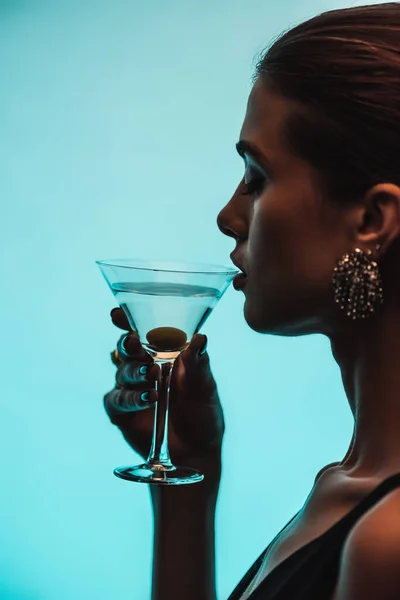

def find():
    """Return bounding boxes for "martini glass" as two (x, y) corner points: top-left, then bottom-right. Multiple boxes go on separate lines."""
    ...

(96, 258), (239, 485)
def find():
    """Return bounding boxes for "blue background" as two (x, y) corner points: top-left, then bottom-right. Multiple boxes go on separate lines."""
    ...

(0, 1), (376, 598)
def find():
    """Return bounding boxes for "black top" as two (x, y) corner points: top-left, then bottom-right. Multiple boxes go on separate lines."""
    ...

(227, 472), (400, 600)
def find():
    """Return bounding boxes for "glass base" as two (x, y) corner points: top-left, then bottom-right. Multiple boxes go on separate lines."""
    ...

(113, 463), (204, 485)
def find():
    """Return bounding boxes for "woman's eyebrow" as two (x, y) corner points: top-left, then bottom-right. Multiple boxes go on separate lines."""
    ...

(235, 140), (272, 171)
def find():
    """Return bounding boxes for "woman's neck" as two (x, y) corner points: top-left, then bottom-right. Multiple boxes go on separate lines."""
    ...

(329, 305), (400, 479)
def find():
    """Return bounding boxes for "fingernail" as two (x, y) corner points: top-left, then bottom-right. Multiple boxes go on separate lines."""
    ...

(198, 337), (208, 356)
(139, 366), (149, 375)
(141, 392), (150, 402)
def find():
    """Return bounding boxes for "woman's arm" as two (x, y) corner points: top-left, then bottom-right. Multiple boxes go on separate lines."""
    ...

(150, 483), (219, 600)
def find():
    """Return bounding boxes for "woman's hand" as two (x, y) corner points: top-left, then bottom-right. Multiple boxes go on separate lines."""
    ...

(104, 308), (225, 487)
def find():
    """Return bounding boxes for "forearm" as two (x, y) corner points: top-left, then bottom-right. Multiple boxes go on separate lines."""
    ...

(150, 484), (219, 600)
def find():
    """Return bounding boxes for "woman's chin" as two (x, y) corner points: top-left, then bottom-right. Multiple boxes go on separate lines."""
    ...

(243, 297), (316, 336)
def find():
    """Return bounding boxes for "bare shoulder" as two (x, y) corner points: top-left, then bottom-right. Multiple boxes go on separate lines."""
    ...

(314, 461), (341, 483)
(346, 485), (400, 544)
(332, 487), (400, 600)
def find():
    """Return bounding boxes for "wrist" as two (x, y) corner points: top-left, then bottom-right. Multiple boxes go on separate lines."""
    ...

(150, 473), (221, 515)
(150, 475), (220, 510)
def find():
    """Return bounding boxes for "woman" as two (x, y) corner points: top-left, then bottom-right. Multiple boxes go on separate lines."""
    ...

(104, 3), (400, 599)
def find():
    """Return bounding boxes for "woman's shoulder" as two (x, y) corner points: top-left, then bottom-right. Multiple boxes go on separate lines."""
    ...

(314, 461), (341, 483)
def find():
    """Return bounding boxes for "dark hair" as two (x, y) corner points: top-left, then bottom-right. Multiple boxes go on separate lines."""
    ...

(254, 3), (400, 206)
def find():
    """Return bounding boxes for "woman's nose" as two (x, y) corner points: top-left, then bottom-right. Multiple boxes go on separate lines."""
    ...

(217, 212), (234, 239)
(216, 208), (247, 241)
(217, 179), (250, 240)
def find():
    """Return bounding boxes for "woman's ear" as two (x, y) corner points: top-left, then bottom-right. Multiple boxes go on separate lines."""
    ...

(355, 183), (400, 255)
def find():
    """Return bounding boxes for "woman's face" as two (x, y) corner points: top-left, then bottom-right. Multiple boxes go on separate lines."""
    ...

(217, 79), (354, 336)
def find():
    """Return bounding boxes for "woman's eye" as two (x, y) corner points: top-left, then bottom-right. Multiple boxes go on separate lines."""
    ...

(241, 178), (265, 197)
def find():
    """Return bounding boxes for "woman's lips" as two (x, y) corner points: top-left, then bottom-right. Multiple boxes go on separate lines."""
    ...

(233, 273), (248, 290)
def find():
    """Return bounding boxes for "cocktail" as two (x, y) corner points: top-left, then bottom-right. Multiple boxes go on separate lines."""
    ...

(96, 258), (239, 485)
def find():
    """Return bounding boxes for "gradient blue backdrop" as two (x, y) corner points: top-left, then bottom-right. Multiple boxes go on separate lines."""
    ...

(1, 1), (378, 598)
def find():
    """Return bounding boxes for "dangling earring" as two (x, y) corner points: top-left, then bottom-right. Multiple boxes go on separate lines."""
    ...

(332, 244), (384, 320)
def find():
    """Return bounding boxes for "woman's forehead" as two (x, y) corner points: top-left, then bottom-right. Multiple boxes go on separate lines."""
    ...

(240, 80), (291, 154)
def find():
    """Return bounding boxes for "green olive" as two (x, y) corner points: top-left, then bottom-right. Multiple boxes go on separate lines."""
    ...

(146, 327), (188, 351)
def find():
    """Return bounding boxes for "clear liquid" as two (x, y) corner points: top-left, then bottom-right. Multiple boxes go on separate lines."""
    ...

(112, 281), (221, 358)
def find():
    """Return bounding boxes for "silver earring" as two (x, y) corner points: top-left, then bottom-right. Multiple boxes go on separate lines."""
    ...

(332, 244), (383, 320)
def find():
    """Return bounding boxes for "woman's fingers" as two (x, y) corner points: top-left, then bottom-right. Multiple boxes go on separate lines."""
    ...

(108, 327), (210, 419)
(181, 333), (208, 366)
(116, 361), (159, 389)
(111, 307), (132, 331)
(107, 308), (161, 419)
(104, 387), (157, 421)
(116, 332), (152, 364)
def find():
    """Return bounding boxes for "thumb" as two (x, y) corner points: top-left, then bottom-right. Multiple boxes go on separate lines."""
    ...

(186, 333), (208, 361)
(171, 332), (219, 410)
(171, 333), (208, 386)
(178, 333), (210, 379)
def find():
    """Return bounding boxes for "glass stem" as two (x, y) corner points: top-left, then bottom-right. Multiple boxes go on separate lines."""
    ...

(146, 360), (175, 470)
